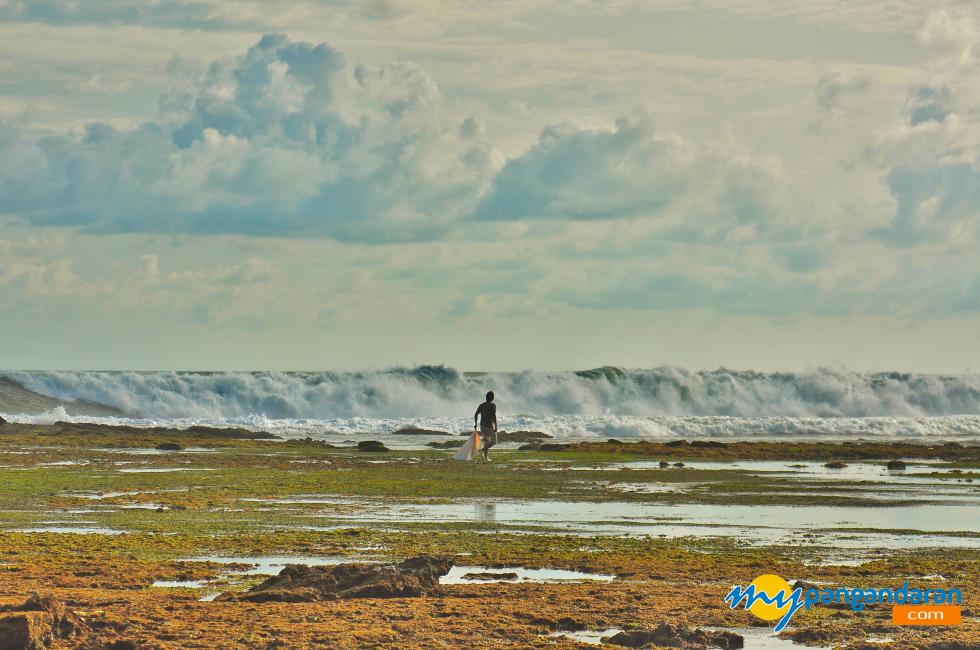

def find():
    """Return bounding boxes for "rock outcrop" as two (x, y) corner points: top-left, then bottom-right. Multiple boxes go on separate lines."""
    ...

(462, 572), (519, 581)
(601, 622), (744, 649)
(0, 594), (88, 650)
(886, 459), (907, 470)
(220, 556), (452, 603)
(392, 428), (449, 436)
(427, 440), (465, 449)
(517, 443), (570, 451)
(459, 430), (552, 443)
(356, 440), (389, 452)
(497, 431), (552, 443)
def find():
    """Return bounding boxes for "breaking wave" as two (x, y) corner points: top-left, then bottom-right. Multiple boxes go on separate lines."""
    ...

(1, 366), (979, 441)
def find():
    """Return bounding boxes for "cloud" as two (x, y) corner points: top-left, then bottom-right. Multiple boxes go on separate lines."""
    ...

(0, 33), (793, 244)
(0, 34), (500, 242)
(870, 7), (980, 247)
(813, 69), (872, 114)
(472, 111), (789, 241)
(0, 0), (269, 31)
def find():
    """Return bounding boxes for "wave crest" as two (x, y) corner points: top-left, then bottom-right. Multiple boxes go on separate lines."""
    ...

(0, 366), (978, 421)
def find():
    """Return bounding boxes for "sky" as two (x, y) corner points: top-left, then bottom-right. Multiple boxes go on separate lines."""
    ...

(1, 1), (979, 372)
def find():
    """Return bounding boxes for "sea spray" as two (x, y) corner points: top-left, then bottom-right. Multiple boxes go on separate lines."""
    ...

(3, 366), (979, 420)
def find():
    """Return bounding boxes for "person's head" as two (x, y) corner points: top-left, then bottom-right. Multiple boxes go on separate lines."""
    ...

(485, 391), (494, 402)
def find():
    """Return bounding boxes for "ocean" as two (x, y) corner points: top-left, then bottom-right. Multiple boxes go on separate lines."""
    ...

(2, 366), (979, 444)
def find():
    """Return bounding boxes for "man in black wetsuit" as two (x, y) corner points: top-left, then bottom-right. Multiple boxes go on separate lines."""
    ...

(474, 391), (497, 461)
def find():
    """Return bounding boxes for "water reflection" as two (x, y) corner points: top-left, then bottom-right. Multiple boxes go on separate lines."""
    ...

(475, 502), (497, 522)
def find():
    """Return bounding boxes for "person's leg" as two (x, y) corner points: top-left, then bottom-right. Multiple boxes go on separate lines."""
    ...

(481, 426), (496, 460)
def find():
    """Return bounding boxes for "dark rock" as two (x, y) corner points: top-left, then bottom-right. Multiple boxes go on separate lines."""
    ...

(155, 443), (183, 451)
(665, 440), (688, 447)
(602, 622), (744, 649)
(659, 461), (670, 468)
(672, 462), (685, 468)
(606, 439), (623, 445)
(690, 440), (725, 448)
(426, 440), (465, 449)
(222, 556), (452, 603)
(518, 442), (569, 451)
(786, 627), (837, 645)
(356, 440), (389, 452)
(791, 580), (818, 593)
(299, 437), (335, 448)
(824, 461), (848, 469)
(886, 459), (907, 470)
(0, 415), (6, 426)
(496, 430), (552, 443)
(462, 572), (519, 581)
(392, 428), (449, 436)
(0, 594), (88, 650)
(104, 641), (140, 650)
(554, 617), (586, 631)
(538, 443), (570, 451)
(181, 425), (279, 439)
(0, 613), (48, 650)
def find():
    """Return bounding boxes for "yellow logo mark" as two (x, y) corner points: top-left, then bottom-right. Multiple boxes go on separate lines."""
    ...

(746, 574), (794, 621)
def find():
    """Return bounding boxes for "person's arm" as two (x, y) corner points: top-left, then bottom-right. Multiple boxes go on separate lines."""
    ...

(474, 403), (481, 428)
(492, 405), (498, 431)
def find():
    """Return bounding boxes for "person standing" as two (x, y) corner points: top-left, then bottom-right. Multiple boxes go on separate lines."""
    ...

(474, 391), (497, 461)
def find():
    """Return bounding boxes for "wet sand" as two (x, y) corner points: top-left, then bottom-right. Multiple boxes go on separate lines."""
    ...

(0, 421), (977, 648)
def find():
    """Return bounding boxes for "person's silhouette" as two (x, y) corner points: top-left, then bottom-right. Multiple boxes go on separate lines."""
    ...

(474, 391), (498, 461)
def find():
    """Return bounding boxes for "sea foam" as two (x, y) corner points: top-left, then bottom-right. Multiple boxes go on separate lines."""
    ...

(1, 367), (979, 442)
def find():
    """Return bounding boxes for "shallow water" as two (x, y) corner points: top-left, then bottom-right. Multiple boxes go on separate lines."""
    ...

(98, 447), (217, 455)
(179, 555), (365, 575)
(294, 497), (980, 548)
(547, 628), (623, 644)
(118, 467), (216, 473)
(441, 565), (615, 584)
(152, 579), (209, 588)
(12, 526), (126, 535)
(70, 488), (191, 500)
(37, 460), (90, 467)
(561, 459), (968, 485)
(706, 627), (831, 650)
(545, 626), (829, 649)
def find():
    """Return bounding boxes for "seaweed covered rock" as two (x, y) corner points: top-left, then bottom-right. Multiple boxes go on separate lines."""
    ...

(495, 430), (552, 443)
(392, 428), (449, 436)
(427, 440), (465, 449)
(177, 425), (279, 439)
(0, 594), (88, 650)
(886, 459), (907, 470)
(222, 556), (453, 603)
(462, 572), (519, 581)
(356, 440), (389, 452)
(155, 442), (183, 451)
(518, 442), (570, 451)
(0, 613), (49, 650)
(602, 622), (743, 649)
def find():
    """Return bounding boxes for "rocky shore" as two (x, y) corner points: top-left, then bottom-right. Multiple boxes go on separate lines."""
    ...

(0, 422), (976, 648)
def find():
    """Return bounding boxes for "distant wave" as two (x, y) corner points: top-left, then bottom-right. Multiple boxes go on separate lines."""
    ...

(1, 366), (979, 420)
(6, 408), (980, 443)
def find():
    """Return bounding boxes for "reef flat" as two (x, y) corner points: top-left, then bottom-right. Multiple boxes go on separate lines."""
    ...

(0, 422), (976, 648)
